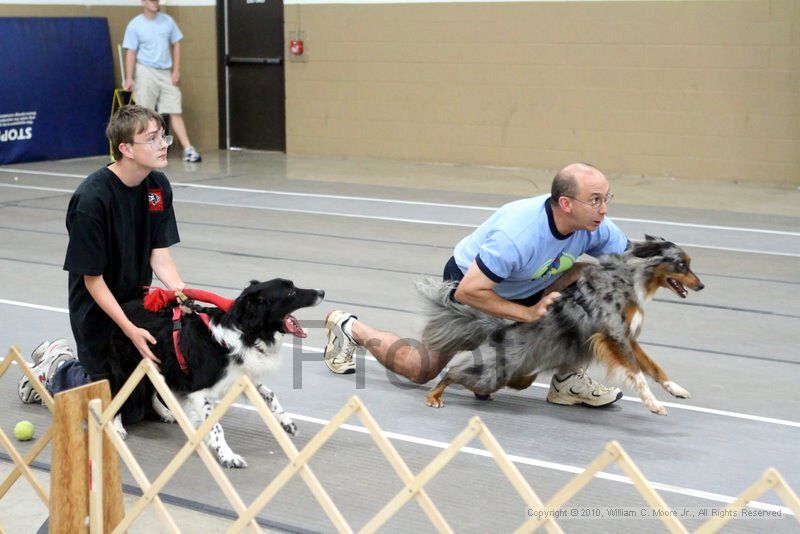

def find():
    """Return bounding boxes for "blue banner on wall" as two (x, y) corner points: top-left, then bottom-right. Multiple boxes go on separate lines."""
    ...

(0, 17), (114, 164)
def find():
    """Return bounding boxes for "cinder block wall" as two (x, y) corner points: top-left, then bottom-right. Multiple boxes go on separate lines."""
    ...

(0, 4), (218, 154)
(284, 0), (800, 184)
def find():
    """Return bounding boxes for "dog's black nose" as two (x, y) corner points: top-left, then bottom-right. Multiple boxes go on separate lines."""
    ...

(318, 289), (325, 299)
(696, 281), (705, 291)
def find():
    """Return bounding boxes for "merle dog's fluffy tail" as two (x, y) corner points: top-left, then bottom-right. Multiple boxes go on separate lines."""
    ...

(415, 278), (508, 356)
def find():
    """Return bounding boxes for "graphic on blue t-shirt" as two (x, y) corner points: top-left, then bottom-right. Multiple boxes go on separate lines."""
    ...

(532, 251), (576, 280)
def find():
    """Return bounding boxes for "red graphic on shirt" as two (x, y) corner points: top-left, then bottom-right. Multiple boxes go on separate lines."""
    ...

(148, 189), (163, 212)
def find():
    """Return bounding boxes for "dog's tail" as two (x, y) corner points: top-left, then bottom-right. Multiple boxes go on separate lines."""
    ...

(415, 278), (508, 356)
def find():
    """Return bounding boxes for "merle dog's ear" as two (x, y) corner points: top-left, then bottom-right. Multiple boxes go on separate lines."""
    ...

(631, 239), (667, 259)
(644, 234), (665, 242)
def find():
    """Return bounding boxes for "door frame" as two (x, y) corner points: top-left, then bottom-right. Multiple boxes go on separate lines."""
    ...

(216, 0), (286, 151)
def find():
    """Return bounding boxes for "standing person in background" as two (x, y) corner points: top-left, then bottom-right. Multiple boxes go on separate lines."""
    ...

(122, 0), (202, 163)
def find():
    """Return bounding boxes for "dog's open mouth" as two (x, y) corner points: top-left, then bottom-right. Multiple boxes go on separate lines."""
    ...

(666, 277), (688, 298)
(283, 315), (307, 338)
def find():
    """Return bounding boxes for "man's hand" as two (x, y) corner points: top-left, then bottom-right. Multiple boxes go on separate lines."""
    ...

(124, 325), (161, 369)
(123, 77), (134, 91)
(171, 70), (180, 86)
(525, 291), (561, 322)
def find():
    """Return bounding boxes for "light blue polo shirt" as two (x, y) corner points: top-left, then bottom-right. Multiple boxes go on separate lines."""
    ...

(122, 13), (183, 70)
(453, 194), (628, 300)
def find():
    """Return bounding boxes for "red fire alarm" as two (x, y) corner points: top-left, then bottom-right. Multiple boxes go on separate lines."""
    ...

(290, 39), (304, 55)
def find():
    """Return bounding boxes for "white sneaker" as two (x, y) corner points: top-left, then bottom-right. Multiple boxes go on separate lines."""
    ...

(182, 146), (202, 162)
(30, 340), (50, 366)
(323, 311), (358, 374)
(546, 369), (622, 407)
(17, 339), (76, 404)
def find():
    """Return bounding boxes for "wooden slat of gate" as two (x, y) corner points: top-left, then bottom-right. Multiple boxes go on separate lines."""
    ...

(49, 380), (123, 533)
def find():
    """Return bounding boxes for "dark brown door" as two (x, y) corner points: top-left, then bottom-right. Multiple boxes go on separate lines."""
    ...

(218, 0), (285, 151)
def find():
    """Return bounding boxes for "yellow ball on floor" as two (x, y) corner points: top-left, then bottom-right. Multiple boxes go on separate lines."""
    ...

(14, 420), (35, 441)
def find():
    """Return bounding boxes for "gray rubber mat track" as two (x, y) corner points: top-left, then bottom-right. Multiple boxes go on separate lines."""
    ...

(1, 152), (798, 532)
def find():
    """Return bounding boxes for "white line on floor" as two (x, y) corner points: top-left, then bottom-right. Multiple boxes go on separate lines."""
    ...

(2, 171), (798, 237)
(0, 168), (84, 179)
(0, 297), (798, 429)
(2, 184), (798, 256)
(230, 401), (793, 516)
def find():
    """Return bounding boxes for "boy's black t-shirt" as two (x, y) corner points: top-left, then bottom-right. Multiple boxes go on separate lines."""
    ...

(63, 166), (180, 379)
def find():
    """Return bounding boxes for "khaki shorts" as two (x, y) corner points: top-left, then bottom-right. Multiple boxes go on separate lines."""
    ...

(133, 63), (182, 114)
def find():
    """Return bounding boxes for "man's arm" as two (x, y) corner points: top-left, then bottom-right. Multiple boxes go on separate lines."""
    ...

(171, 41), (181, 85)
(83, 275), (161, 366)
(123, 48), (136, 91)
(150, 247), (184, 292)
(454, 260), (559, 323)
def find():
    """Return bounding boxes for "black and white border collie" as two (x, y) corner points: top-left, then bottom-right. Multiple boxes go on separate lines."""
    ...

(109, 279), (324, 468)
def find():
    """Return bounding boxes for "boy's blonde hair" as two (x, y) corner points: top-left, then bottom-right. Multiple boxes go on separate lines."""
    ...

(107, 105), (166, 161)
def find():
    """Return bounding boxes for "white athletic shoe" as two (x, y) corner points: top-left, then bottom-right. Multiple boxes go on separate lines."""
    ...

(546, 369), (622, 407)
(182, 146), (202, 163)
(17, 339), (76, 404)
(323, 310), (358, 375)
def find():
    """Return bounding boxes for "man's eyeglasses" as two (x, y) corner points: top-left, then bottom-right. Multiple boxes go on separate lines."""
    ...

(131, 135), (173, 150)
(569, 192), (614, 209)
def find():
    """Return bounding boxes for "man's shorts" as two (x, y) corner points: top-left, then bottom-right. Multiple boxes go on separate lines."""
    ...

(443, 256), (545, 307)
(133, 63), (182, 114)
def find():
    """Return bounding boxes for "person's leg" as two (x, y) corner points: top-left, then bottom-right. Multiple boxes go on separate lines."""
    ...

(325, 257), (480, 382)
(169, 113), (192, 150)
(18, 339), (80, 403)
(157, 79), (201, 162)
(534, 263), (623, 407)
(351, 319), (450, 384)
(323, 311), (450, 384)
(132, 64), (160, 112)
(47, 359), (90, 395)
(169, 114), (202, 161)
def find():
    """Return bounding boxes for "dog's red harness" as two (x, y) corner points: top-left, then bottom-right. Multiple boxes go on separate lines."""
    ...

(143, 287), (235, 374)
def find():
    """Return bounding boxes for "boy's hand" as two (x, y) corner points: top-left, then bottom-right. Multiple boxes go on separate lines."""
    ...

(125, 326), (162, 370)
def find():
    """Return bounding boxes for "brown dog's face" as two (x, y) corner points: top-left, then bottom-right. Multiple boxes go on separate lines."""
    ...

(632, 236), (704, 298)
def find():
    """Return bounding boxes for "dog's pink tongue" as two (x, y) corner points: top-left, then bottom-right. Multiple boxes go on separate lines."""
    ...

(284, 315), (307, 338)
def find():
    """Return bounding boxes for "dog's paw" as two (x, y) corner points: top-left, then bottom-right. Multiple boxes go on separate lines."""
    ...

(426, 397), (444, 408)
(473, 392), (494, 401)
(663, 381), (690, 399)
(218, 451), (248, 469)
(282, 421), (298, 437)
(648, 402), (668, 416)
(157, 407), (176, 423)
(112, 416), (128, 440)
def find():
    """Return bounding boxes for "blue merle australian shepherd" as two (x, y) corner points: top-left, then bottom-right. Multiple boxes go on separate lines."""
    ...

(420, 236), (704, 415)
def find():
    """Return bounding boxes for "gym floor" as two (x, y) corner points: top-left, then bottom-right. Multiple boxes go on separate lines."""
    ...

(1, 151), (798, 532)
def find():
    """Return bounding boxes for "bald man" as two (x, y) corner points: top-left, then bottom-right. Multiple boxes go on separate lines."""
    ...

(324, 163), (628, 407)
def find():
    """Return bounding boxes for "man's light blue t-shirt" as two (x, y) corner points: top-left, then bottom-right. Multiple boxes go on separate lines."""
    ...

(453, 194), (628, 301)
(123, 13), (183, 70)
